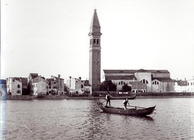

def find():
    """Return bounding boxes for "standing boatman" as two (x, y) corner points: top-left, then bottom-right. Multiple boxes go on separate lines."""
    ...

(105, 92), (111, 107)
(123, 98), (129, 110)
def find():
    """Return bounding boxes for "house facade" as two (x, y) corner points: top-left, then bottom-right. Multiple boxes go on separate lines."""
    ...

(47, 75), (65, 95)
(66, 77), (83, 94)
(31, 76), (47, 96)
(66, 77), (91, 94)
(6, 77), (23, 95)
(0, 80), (7, 96)
(187, 78), (194, 92)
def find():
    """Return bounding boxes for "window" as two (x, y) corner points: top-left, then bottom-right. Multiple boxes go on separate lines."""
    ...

(17, 84), (20, 88)
(97, 39), (99, 44)
(93, 39), (96, 44)
(141, 79), (148, 84)
(152, 81), (159, 85)
(17, 90), (20, 94)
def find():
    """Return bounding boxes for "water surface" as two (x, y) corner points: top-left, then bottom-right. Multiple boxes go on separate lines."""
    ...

(0, 97), (194, 140)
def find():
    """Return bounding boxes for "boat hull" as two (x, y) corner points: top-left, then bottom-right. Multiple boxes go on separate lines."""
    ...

(98, 102), (155, 116)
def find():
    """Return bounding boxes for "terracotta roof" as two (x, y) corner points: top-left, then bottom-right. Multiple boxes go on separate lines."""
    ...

(104, 69), (169, 74)
(104, 69), (137, 74)
(105, 75), (136, 80)
(152, 77), (173, 82)
(29, 73), (38, 79)
(137, 69), (169, 73)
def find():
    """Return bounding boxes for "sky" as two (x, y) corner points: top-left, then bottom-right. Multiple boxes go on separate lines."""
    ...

(1, 0), (194, 81)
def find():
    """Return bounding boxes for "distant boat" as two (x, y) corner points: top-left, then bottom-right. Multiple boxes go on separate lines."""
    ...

(97, 102), (155, 116)
(111, 94), (137, 100)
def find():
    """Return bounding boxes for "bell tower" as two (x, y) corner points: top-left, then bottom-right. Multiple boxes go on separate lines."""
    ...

(89, 9), (102, 92)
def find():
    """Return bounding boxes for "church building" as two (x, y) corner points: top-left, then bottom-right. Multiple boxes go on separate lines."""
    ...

(104, 69), (175, 93)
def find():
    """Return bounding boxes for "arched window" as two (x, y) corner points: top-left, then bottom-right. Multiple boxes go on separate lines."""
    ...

(152, 81), (159, 85)
(141, 79), (148, 84)
(96, 39), (99, 44)
(93, 39), (96, 44)
(17, 84), (20, 88)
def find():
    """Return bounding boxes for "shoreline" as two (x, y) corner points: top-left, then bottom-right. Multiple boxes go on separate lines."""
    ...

(1, 93), (194, 100)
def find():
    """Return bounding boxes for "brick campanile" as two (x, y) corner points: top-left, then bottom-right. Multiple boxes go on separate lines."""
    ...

(89, 9), (102, 92)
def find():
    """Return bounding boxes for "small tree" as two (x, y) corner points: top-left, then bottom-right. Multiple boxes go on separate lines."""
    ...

(122, 84), (132, 92)
(100, 80), (116, 91)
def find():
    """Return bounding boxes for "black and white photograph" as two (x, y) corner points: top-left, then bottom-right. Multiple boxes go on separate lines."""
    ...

(0, 0), (194, 139)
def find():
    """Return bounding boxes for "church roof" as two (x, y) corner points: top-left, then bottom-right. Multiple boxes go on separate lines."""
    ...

(104, 69), (169, 74)
(137, 69), (169, 73)
(105, 75), (136, 80)
(104, 69), (136, 74)
(152, 77), (173, 82)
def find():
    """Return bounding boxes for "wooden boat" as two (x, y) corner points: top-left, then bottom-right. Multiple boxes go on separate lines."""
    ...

(97, 102), (155, 116)
(111, 94), (137, 100)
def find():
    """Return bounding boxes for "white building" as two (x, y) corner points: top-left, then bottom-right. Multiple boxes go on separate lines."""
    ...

(66, 77), (91, 94)
(6, 77), (22, 95)
(187, 78), (194, 92)
(31, 76), (47, 96)
(66, 77), (83, 94)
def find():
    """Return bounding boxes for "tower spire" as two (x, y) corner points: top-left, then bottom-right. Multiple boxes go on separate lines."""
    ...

(90, 9), (101, 33)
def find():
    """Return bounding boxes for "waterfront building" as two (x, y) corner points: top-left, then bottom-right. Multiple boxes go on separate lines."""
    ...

(104, 69), (175, 93)
(187, 78), (194, 92)
(46, 74), (65, 95)
(130, 81), (147, 93)
(81, 80), (91, 94)
(66, 77), (91, 94)
(174, 80), (188, 92)
(0, 80), (7, 97)
(31, 76), (47, 96)
(175, 78), (194, 92)
(6, 77), (22, 95)
(66, 77), (83, 94)
(20, 78), (28, 95)
(89, 9), (102, 92)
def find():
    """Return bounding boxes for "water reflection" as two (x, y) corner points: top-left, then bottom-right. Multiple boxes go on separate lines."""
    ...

(134, 116), (154, 121)
(81, 100), (106, 139)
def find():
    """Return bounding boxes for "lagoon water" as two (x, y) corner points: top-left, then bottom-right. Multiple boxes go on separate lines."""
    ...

(0, 97), (194, 140)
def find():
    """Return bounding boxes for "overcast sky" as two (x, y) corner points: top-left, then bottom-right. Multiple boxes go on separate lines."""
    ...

(1, 0), (194, 80)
